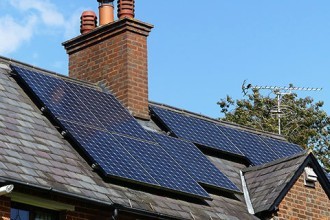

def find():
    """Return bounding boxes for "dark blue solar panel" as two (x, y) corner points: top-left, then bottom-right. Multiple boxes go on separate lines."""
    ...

(114, 135), (210, 199)
(60, 120), (158, 185)
(151, 132), (240, 192)
(150, 105), (243, 156)
(12, 66), (104, 128)
(13, 65), (154, 142)
(216, 125), (280, 165)
(260, 136), (303, 158)
(65, 81), (154, 142)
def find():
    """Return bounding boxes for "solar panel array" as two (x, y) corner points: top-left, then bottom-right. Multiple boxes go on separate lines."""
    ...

(150, 105), (244, 156)
(150, 105), (304, 165)
(151, 132), (240, 192)
(12, 65), (211, 199)
(12, 64), (304, 199)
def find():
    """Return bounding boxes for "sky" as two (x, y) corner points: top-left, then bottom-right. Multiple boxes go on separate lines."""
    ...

(1, 0), (330, 118)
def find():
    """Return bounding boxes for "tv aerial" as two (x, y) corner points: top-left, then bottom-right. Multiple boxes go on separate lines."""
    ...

(242, 80), (322, 135)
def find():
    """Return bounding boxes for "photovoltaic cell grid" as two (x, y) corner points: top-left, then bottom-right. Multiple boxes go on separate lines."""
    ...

(150, 105), (243, 156)
(151, 132), (240, 192)
(151, 105), (303, 166)
(12, 65), (153, 141)
(65, 80), (154, 142)
(260, 136), (303, 158)
(12, 66), (104, 128)
(216, 125), (281, 165)
(12, 65), (210, 199)
(60, 120), (158, 185)
(113, 135), (210, 198)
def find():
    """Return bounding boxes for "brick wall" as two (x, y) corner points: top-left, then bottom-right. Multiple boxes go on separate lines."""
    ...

(0, 196), (10, 220)
(63, 19), (153, 120)
(276, 174), (330, 220)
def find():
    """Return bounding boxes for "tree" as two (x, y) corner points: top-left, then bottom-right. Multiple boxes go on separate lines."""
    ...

(217, 87), (330, 171)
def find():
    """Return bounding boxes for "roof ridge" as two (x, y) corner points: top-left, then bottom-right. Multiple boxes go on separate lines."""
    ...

(149, 101), (286, 140)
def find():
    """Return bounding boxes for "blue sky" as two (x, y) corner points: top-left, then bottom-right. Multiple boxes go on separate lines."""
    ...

(1, 0), (330, 118)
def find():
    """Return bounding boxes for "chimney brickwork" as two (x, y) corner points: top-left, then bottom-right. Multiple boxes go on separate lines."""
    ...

(63, 19), (153, 120)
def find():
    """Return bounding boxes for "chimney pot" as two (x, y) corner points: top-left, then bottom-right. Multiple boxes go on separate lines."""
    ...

(80, 11), (97, 34)
(97, 0), (115, 25)
(118, 0), (135, 19)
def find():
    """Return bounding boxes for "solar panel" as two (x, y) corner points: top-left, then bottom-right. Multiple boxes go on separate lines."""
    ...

(12, 66), (104, 128)
(216, 125), (280, 165)
(150, 105), (243, 156)
(12, 65), (210, 199)
(151, 132), (240, 192)
(260, 136), (303, 158)
(65, 80), (154, 142)
(60, 120), (159, 185)
(13, 65), (154, 142)
(114, 135), (210, 199)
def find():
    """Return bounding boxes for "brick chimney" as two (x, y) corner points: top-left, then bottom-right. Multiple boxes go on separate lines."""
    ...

(62, 0), (153, 120)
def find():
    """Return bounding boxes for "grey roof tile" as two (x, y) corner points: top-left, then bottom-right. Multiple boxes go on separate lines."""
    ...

(242, 152), (308, 214)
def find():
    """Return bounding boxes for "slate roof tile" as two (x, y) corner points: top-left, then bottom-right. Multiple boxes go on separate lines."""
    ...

(5, 170), (22, 179)
(20, 174), (39, 183)
(242, 152), (308, 214)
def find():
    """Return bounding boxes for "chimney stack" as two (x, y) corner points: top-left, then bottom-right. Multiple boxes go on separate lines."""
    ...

(63, 0), (153, 120)
(98, 0), (114, 25)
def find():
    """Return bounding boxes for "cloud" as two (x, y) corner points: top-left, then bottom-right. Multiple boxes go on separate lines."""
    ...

(63, 9), (82, 39)
(0, 0), (82, 54)
(0, 15), (37, 54)
(9, 0), (65, 26)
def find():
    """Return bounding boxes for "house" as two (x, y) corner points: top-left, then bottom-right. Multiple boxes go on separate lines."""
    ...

(0, 0), (329, 219)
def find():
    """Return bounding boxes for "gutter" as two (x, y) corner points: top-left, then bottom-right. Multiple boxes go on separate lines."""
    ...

(0, 177), (186, 220)
(240, 170), (255, 214)
(0, 176), (113, 207)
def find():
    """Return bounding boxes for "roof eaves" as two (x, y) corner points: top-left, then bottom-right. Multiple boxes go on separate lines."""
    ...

(0, 175), (114, 207)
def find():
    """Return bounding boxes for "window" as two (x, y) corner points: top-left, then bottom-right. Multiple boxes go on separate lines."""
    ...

(10, 203), (58, 220)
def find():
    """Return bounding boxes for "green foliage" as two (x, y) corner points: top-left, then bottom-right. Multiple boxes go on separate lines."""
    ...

(217, 88), (330, 171)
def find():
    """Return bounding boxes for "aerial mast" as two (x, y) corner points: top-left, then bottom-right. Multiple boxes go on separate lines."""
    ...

(242, 82), (322, 135)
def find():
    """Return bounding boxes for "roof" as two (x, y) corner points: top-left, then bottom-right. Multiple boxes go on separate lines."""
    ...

(0, 56), (257, 219)
(0, 55), (328, 219)
(242, 151), (330, 215)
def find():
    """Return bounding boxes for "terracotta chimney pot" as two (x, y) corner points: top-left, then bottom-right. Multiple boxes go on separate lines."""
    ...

(97, 0), (115, 25)
(80, 11), (97, 34)
(117, 0), (135, 19)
